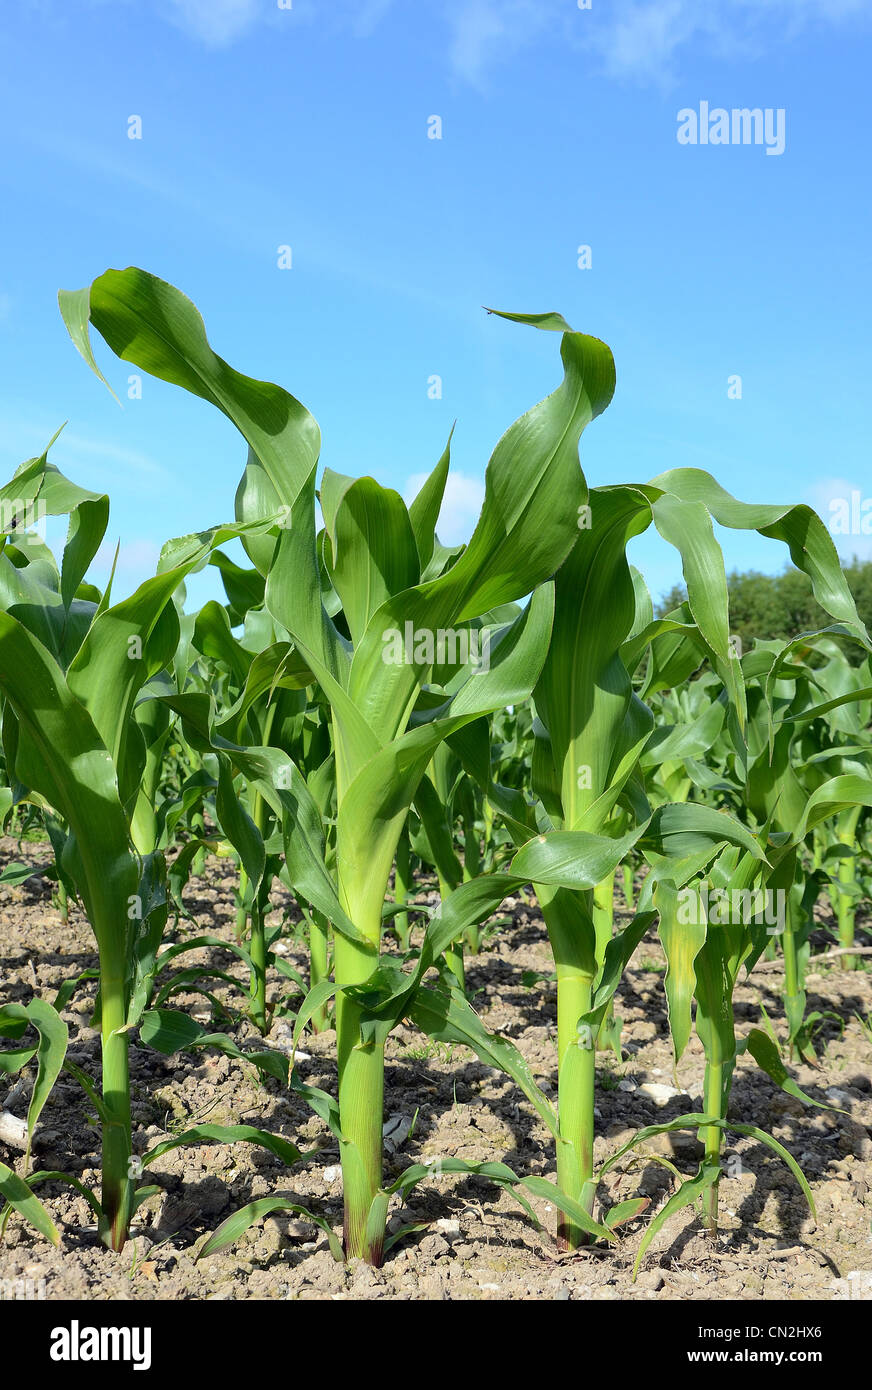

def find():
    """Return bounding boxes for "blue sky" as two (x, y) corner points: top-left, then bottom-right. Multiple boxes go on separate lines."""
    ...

(1, 0), (870, 608)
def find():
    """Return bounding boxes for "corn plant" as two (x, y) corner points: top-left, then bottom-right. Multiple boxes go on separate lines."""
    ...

(58, 274), (634, 1262)
(0, 265), (860, 1277)
(0, 435), (277, 1249)
(0, 997), (68, 1245)
(465, 472), (869, 1253)
(730, 638), (872, 1052)
(463, 481), (762, 1246)
(635, 583), (870, 1248)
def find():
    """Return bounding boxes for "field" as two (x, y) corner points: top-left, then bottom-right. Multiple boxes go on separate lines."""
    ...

(2, 838), (870, 1302)
(2, 269), (872, 1306)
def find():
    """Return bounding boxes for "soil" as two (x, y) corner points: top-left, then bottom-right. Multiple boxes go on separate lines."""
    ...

(1, 834), (871, 1302)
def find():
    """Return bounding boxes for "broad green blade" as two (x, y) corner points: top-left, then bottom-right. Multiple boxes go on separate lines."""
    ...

(198, 1197), (342, 1261)
(641, 803), (767, 864)
(142, 1124), (307, 1169)
(408, 432), (452, 571)
(139, 1009), (289, 1085)
(0, 614), (137, 959)
(0, 1162), (60, 1245)
(215, 760), (265, 895)
(652, 879), (706, 1066)
(510, 822), (646, 890)
(59, 268), (321, 535)
(650, 492), (744, 731)
(745, 1029), (840, 1112)
(535, 486), (654, 830)
(335, 588), (555, 934)
(22, 1000), (68, 1147)
(787, 774), (872, 844)
(409, 985), (560, 1141)
(345, 321), (615, 744)
(645, 468), (870, 650)
(632, 1159), (720, 1277)
(61, 494), (110, 611)
(322, 472), (420, 646)
(726, 1119), (816, 1221)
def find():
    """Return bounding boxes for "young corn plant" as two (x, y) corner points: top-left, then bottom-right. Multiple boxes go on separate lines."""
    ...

(0, 997), (68, 1245)
(469, 474), (870, 1252)
(0, 437), (275, 1249)
(739, 639), (872, 1051)
(633, 619), (870, 1254)
(644, 839), (840, 1259)
(172, 593), (321, 1032)
(468, 481), (763, 1248)
(59, 273), (622, 1263)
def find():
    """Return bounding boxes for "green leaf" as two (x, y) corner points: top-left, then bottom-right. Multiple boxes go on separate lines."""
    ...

(0, 862), (43, 886)
(61, 1058), (113, 1124)
(579, 911), (658, 1031)
(510, 822), (646, 891)
(726, 1119), (816, 1222)
(142, 1124), (309, 1169)
(322, 472), (420, 647)
(22, 1168), (104, 1224)
(21, 999), (68, 1150)
(193, 600), (251, 687)
(645, 468), (870, 650)
(604, 1196), (650, 1230)
(484, 308), (576, 334)
(388, 1156), (613, 1243)
(215, 760), (265, 895)
(60, 268), (321, 538)
(533, 486), (655, 831)
(0, 1161), (60, 1245)
(335, 589), (555, 931)
(641, 803), (767, 865)
(745, 1029), (839, 1113)
(0, 614), (138, 966)
(652, 879), (706, 1066)
(289, 978), (339, 1061)
(409, 985), (560, 1141)
(786, 775), (872, 845)
(139, 1009), (289, 1085)
(197, 1198), (342, 1261)
(278, 760), (369, 947)
(408, 432), (452, 571)
(345, 319), (615, 746)
(633, 1159), (720, 1277)
(650, 492), (743, 730)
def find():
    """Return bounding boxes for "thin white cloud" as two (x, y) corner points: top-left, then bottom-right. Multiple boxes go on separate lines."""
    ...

(404, 469), (485, 546)
(445, 0), (558, 86)
(22, 0), (872, 75)
(443, 0), (872, 85)
(162, 0), (399, 47)
(598, 1), (708, 81)
(58, 431), (172, 481)
(163, 0), (260, 47)
(0, 415), (170, 490)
